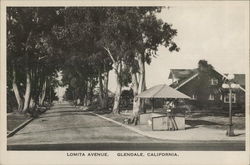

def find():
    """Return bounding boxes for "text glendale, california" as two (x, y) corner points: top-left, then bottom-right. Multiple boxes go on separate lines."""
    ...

(117, 152), (178, 156)
(66, 152), (178, 157)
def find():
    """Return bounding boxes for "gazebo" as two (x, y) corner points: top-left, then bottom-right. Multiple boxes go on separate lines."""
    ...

(136, 84), (191, 131)
(137, 84), (190, 112)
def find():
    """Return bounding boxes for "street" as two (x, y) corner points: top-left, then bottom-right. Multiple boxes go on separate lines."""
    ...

(7, 103), (245, 151)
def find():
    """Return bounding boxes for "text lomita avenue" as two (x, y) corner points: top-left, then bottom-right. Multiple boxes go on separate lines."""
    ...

(67, 152), (108, 156)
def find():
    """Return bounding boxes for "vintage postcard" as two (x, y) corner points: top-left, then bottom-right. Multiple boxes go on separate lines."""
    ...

(0, 0), (249, 165)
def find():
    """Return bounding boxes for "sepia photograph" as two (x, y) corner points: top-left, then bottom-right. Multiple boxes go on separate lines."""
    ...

(0, 1), (249, 165)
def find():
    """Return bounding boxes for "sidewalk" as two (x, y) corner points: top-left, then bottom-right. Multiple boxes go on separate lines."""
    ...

(93, 112), (245, 142)
(130, 124), (245, 141)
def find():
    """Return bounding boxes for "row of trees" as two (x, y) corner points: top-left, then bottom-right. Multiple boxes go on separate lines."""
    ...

(7, 7), (179, 120)
(7, 7), (64, 113)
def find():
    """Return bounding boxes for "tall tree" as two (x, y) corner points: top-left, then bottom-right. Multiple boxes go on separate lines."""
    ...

(7, 7), (64, 113)
(131, 8), (179, 122)
(36, 7), (179, 117)
(99, 7), (180, 120)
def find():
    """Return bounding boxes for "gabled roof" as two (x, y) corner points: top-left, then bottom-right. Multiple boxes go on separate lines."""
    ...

(169, 69), (198, 89)
(168, 69), (198, 79)
(175, 73), (199, 90)
(136, 84), (190, 99)
(169, 68), (245, 92)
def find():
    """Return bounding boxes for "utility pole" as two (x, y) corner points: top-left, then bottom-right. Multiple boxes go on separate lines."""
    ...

(227, 85), (234, 136)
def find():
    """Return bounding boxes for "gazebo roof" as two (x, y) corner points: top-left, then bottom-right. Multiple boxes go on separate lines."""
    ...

(136, 84), (191, 99)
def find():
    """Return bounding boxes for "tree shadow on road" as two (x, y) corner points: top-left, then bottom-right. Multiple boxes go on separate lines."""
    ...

(233, 133), (245, 136)
(185, 126), (199, 130)
(186, 119), (223, 127)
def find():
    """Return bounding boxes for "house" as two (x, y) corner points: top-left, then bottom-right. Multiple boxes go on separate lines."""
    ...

(168, 68), (245, 112)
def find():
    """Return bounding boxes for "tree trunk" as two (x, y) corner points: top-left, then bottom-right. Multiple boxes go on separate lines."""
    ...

(103, 47), (121, 113)
(33, 65), (41, 105)
(22, 70), (31, 113)
(98, 70), (109, 109)
(132, 72), (139, 113)
(132, 53), (146, 124)
(103, 70), (109, 108)
(83, 96), (87, 106)
(98, 70), (105, 108)
(89, 80), (94, 105)
(39, 79), (47, 106)
(12, 68), (23, 112)
(29, 97), (35, 109)
(141, 80), (147, 113)
(84, 81), (91, 106)
(112, 63), (122, 114)
(22, 30), (33, 113)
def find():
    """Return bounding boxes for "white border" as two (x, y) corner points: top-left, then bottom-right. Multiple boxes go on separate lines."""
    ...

(0, 1), (249, 165)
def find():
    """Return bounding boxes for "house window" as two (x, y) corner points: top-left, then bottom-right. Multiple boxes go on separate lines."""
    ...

(210, 78), (218, 85)
(208, 94), (214, 100)
(224, 93), (236, 103)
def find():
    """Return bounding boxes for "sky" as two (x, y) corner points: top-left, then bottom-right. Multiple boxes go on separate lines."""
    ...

(55, 3), (249, 95)
(108, 3), (249, 92)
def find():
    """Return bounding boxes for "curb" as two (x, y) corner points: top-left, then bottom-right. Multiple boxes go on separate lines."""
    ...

(90, 112), (154, 139)
(7, 106), (52, 138)
(7, 118), (34, 138)
(90, 112), (245, 143)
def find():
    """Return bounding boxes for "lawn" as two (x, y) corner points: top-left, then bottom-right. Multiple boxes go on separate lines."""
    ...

(7, 113), (31, 133)
(186, 115), (245, 130)
(96, 109), (245, 130)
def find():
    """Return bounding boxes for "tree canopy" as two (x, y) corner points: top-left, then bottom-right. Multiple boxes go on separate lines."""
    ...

(7, 7), (179, 117)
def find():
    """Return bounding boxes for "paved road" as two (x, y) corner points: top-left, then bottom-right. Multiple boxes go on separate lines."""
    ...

(8, 103), (156, 144)
(7, 103), (245, 151)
